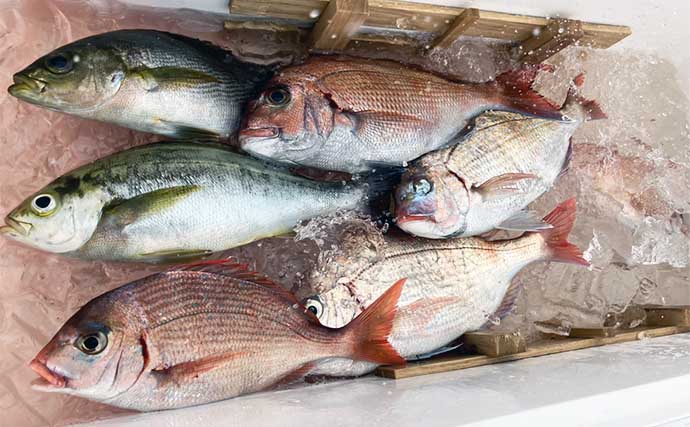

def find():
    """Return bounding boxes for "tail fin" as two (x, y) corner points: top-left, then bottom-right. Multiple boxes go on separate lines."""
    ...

(536, 199), (590, 266)
(344, 278), (407, 366)
(494, 64), (563, 120)
(564, 73), (607, 121)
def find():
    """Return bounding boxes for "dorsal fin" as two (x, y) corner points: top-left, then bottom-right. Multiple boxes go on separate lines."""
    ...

(173, 259), (320, 322)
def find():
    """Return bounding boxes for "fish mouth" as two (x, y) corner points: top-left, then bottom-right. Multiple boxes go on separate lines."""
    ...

(239, 127), (280, 140)
(396, 214), (434, 225)
(8, 74), (47, 98)
(1, 216), (32, 237)
(30, 358), (66, 390)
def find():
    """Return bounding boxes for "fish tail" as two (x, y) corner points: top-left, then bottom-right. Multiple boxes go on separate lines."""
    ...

(342, 278), (407, 366)
(564, 73), (607, 121)
(535, 198), (590, 266)
(494, 64), (563, 120)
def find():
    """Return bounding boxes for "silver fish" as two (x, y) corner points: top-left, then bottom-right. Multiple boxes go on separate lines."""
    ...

(305, 200), (589, 376)
(1, 142), (388, 262)
(395, 74), (606, 239)
(8, 30), (273, 140)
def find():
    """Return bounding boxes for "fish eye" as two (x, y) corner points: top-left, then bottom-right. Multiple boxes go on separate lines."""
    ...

(45, 54), (73, 74)
(304, 298), (323, 318)
(31, 194), (57, 216)
(265, 87), (291, 106)
(76, 331), (108, 355)
(413, 178), (432, 195)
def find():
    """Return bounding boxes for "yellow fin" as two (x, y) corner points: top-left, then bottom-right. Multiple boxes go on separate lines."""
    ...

(130, 66), (219, 91)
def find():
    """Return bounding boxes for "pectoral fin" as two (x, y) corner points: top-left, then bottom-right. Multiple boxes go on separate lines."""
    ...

(411, 342), (463, 361)
(153, 351), (249, 385)
(103, 185), (202, 228)
(153, 119), (221, 142)
(131, 66), (219, 91)
(137, 249), (213, 263)
(475, 173), (539, 201)
(497, 210), (553, 232)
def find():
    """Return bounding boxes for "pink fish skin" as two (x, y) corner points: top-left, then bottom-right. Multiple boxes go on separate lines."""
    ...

(239, 56), (563, 174)
(29, 261), (406, 411)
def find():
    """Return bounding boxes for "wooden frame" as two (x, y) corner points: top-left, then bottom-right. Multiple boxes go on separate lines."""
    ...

(227, 0), (631, 62)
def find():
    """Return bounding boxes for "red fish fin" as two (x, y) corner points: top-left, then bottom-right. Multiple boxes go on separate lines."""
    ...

(565, 73), (607, 121)
(535, 199), (590, 266)
(495, 65), (562, 119)
(153, 351), (250, 384)
(350, 111), (433, 143)
(475, 172), (539, 201)
(345, 278), (406, 366)
(270, 361), (317, 389)
(175, 259), (306, 309)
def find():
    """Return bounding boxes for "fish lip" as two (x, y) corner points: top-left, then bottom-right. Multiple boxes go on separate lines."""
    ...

(30, 358), (66, 389)
(2, 216), (32, 236)
(396, 214), (434, 225)
(239, 127), (280, 139)
(8, 74), (46, 97)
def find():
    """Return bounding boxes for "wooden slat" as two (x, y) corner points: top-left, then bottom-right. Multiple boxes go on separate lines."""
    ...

(519, 18), (584, 63)
(223, 20), (302, 33)
(462, 331), (526, 357)
(644, 306), (690, 327)
(376, 326), (690, 380)
(569, 327), (617, 338)
(309, 0), (370, 50)
(429, 8), (480, 50)
(229, 0), (631, 50)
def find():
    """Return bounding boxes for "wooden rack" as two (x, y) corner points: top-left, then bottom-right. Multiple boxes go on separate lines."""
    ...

(227, 0), (631, 63)
(377, 306), (690, 380)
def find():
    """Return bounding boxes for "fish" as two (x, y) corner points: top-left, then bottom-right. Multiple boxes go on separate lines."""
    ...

(395, 74), (606, 239)
(8, 30), (274, 140)
(1, 142), (393, 263)
(239, 56), (563, 174)
(29, 260), (406, 411)
(303, 199), (589, 377)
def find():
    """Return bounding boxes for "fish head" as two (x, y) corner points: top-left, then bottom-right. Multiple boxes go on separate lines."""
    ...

(8, 40), (126, 114)
(1, 175), (106, 253)
(303, 284), (361, 329)
(394, 165), (469, 238)
(30, 292), (145, 400)
(240, 74), (334, 166)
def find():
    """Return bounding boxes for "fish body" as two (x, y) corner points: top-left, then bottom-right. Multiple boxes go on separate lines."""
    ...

(395, 78), (606, 238)
(305, 200), (588, 376)
(1, 142), (371, 262)
(8, 30), (273, 139)
(29, 261), (406, 411)
(239, 56), (563, 174)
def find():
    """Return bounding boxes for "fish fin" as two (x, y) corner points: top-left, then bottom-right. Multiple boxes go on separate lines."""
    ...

(104, 185), (202, 227)
(535, 198), (590, 266)
(557, 138), (574, 179)
(349, 111), (433, 143)
(138, 249), (213, 263)
(153, 350), (250, 384)
(345, 278), (406, 366)
(483, 281), (524, 328)
(563, 73), (607, 121)
(130, 66), (219, 91)
(497, 210), (553, 232)
(495, 65), (563, 119)
(154, 120), (222, 142)
(411, 341), (463, 361)
(475, 173), (539, 201)
(365, 167), (405, 223)
(270, 361), (317, 389)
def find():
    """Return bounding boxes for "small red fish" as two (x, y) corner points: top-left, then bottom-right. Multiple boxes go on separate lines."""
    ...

(240, 56), (562, 173)
(29, 260), (406, 411)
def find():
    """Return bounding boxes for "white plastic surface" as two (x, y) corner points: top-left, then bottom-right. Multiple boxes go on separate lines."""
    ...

(79, 333), (690, 427)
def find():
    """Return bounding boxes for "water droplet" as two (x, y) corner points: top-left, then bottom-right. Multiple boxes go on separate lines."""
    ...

(309, 9), (320, 19)
(558, 27), (565, 34)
